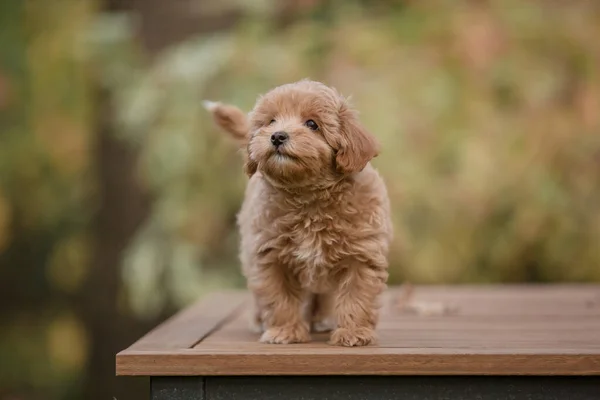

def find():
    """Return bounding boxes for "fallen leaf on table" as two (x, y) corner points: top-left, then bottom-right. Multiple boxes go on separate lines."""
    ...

(396, 283), (459, 316)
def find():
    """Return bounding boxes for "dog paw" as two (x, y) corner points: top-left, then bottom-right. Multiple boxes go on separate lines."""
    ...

(260, 324), (310, 344)
(328, 327), (376, 347)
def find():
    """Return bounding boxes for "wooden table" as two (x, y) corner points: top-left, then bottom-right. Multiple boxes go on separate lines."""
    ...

(117, 285), (600, 399)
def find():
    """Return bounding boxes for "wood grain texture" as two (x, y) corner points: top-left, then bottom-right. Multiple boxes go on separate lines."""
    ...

(116, 285), (600, 376)
(119, 291), (247, 351)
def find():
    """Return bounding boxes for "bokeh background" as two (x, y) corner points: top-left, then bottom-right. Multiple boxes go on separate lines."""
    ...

(1, 0), (600, 399)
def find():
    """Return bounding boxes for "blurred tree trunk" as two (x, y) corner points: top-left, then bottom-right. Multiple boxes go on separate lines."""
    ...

(80, 85), (152, 400)
(130, 0), (240, 54)
(79, 1), (151, 399)
(80, 1), (242, 400)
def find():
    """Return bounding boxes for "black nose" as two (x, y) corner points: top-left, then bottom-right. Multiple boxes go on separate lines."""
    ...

(270, 131), (289, 147)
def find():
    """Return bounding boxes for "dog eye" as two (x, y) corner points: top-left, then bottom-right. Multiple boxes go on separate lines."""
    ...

(269, 119), (275, 125)
(305, 119), (318, 131)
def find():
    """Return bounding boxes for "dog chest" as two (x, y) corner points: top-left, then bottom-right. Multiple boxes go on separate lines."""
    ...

(285, 212), (347, 292)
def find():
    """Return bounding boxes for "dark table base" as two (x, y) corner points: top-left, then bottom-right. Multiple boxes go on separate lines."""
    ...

(151, 376), (600, 400)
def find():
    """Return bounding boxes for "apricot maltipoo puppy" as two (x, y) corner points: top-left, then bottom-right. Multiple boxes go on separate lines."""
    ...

(204, 80), (392, 346)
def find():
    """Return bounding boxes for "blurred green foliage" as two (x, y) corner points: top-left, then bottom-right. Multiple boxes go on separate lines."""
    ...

(89, 0), (600, 313)
(1, 0), (95, 398)
(1, 0), (600, 398)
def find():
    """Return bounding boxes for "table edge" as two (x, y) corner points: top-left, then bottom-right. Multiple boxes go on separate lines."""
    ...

(116, 350), (600, 376)
(116, 284), (600, 377)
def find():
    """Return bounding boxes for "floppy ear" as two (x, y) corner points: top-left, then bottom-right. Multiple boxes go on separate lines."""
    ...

(335, 103), (380, 174)
(243, 156), (258, 177)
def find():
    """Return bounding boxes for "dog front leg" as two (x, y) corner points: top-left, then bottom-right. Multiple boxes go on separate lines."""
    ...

(329, 262), (388, 347)
(249, 262), (310, 344)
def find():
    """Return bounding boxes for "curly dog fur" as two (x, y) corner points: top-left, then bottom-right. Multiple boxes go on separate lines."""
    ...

(205, 80), (392, 346)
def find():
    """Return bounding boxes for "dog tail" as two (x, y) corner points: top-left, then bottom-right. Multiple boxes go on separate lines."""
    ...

(203, 100), (249, 146)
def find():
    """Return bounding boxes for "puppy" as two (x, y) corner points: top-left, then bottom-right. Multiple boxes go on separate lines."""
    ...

(205, 80), (392, 346)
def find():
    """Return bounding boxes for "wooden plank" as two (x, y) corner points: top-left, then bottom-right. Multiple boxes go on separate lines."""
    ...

(118, 291), (248, 351)
(387, 285), (600, 317)
(116, 285), (600, 376)
(201, 329), (600, 351)
(118, 350), (600, 376)
(201, 312), (600, 351)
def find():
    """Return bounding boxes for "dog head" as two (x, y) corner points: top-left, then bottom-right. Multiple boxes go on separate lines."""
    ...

(245, 80), (379, 188)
